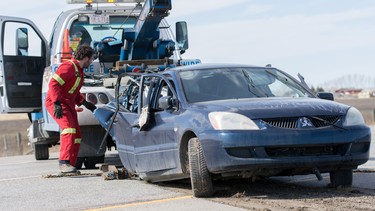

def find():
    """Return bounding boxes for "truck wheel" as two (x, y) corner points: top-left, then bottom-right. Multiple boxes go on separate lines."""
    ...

(84, 155), (105, 169)
(75, 157), (84, 169)
(330, 169), (353, 187)
(188, 137), (214, 197)
(34, 144), (49, 160)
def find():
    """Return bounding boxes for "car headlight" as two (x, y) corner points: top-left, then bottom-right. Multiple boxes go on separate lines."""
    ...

(343, 107), (365, 126)
(208, 112), (259, 130)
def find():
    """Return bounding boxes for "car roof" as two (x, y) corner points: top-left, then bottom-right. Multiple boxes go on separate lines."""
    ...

(164, 63), (269, 74)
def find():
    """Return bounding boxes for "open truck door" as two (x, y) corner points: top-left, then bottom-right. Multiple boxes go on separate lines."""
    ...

(0, 16), (48, 113)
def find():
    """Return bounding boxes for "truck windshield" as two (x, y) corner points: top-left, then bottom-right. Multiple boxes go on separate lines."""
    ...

(180, 67), (313, 103)
(69, 16), (137, 49)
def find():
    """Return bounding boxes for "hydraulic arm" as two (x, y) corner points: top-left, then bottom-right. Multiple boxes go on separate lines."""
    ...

(123, 0), (174, 60)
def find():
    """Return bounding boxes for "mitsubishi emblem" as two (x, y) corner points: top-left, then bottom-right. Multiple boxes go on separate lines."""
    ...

(299, 117), (313, 128)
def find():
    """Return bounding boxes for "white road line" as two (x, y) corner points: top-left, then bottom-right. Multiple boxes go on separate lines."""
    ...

(0, 175), (41, 182)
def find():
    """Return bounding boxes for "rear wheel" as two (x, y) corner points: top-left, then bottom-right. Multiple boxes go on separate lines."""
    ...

(84, 155), (105, 169)
(34, 144), (49, 160)
(75, 157), (85, 169)
(188, 138), (214, 197)
(330, 169), (353, 187)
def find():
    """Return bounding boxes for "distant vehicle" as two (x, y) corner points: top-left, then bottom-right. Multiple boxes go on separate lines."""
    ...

(94, 63), (371, 197)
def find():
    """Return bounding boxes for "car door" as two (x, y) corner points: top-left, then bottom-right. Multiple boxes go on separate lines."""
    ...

(0, 16), (48, 113)
(133, 74), (180, 173)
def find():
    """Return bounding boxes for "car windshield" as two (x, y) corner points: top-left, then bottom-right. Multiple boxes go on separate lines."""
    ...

(179, 67), (313, 103)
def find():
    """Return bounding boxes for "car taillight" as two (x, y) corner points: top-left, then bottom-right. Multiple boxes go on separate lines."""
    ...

(87, 93), (98, 104)
(98, 93), (109, 104)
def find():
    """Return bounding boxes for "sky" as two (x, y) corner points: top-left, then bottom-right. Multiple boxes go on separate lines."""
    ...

(1, 0), (375, 89)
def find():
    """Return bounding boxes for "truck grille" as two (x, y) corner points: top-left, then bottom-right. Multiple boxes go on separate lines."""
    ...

(261, 115), (341, 128)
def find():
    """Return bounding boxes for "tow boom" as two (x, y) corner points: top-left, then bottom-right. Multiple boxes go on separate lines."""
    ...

(123, 0), (173, 60)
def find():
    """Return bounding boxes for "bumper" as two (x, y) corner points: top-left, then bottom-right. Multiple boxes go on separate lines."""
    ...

(199, 126), (371, 175)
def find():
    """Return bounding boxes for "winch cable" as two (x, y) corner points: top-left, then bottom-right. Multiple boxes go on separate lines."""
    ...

(112, 2), (139, 38)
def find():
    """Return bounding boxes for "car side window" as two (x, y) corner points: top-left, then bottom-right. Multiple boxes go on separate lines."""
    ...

(156, 79), (176, 110)
(140, 75), (177, 113)
(3, 21), (43, 57)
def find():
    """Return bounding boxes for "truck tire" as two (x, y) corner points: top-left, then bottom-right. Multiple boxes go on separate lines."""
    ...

(329, 169), (353, 187)
(84, 155), (105, 169)
(75, 157), (84, 169)
(188, 137), (214, 197)
(34, 144), (49, 160)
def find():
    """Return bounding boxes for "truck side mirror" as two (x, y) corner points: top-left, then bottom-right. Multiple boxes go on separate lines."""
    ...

(317, 92), (334, 101)
(16, 28), (29, 56)
(176, 21), (189, 54)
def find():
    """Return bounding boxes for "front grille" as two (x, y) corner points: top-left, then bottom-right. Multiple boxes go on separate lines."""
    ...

(262, 117), (298, 128)
(261, 115), (341, 128)
(226, 144), (350, 158)
(310, 115), (340, 127)
(265, 144), (343, 157)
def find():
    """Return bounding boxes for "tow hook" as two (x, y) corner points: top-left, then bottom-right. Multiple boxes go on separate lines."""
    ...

(313, 167), (323, 181)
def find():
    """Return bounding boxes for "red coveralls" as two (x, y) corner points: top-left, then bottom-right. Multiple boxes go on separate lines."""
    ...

(45, 59), (85, 166)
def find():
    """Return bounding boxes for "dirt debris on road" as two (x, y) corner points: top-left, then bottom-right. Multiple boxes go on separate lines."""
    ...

(211, 177), (375, 211)
(159, 175), (375, 211)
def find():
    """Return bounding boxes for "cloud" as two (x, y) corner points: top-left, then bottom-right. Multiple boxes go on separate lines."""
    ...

(244, 4), (274, 15)
(170, 0), (248, 18)
(1, 0), (374, 86)
(183, 6), (375, 63)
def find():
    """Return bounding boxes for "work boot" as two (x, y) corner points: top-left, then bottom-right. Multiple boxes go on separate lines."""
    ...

(59, 164), (77, 173)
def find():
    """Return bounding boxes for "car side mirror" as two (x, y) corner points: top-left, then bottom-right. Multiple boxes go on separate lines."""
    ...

(159, 96), (177, 110)
(317, 92), (334, 101)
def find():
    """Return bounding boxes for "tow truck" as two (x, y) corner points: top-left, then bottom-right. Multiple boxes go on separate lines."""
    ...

(0, 0), (197, 168)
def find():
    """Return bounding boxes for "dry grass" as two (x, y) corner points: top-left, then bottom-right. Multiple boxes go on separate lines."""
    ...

(0, 114), (33, 157)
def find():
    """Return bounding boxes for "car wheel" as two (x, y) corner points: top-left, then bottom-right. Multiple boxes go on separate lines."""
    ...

(329, 169), (353, 187)
(188, 137), (214, 197)
(84, 155), (105, 169)
(75, 157), (85, 169)
(34, 144), (49, 160)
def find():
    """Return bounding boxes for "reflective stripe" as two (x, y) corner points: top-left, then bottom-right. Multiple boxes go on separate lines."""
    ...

(74, 138), (81, 144)
(52, 74), (65, 86)
(61, 128), (76, 134)
(67, 60), (81, 94)
(68, 77), (81, 94)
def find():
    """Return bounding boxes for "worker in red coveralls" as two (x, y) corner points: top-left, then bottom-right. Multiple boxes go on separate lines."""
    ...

(45, 45), (97, 173)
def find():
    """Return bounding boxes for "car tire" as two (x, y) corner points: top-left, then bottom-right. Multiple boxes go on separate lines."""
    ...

(329, 169), (353, 187)
(84, 155), (105, 169)
(34, 144), (49, 160)
(188, 137), (214, 197)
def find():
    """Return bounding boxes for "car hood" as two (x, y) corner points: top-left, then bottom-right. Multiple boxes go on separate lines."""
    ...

(190, 97), (350, 119)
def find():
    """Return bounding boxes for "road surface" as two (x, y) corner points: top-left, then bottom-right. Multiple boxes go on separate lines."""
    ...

(0, 127), (374, 211)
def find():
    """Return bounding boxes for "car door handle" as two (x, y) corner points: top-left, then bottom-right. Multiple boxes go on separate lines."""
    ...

(131, 123), (140, 128)
(18, 82), (32, 86)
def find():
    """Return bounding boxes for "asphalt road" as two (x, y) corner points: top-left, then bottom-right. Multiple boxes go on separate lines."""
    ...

(0, 127), (374, 211)
(0, 152), (248, 211)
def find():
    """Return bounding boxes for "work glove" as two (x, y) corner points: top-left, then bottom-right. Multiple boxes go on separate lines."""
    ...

(53, 101), (63, 119)
(82, 100), (97, 112)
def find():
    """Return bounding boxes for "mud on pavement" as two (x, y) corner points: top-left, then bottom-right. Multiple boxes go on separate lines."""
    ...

(159, 172), (375, 211)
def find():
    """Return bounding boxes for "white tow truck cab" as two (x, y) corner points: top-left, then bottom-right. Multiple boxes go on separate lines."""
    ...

(0, 0), (193, 168)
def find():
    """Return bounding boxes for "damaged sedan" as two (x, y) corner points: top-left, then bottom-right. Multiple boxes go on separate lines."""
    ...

(94, 64), (371, 197)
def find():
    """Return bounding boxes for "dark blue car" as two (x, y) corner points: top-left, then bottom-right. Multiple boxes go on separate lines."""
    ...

(94, 64), (371, 197)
